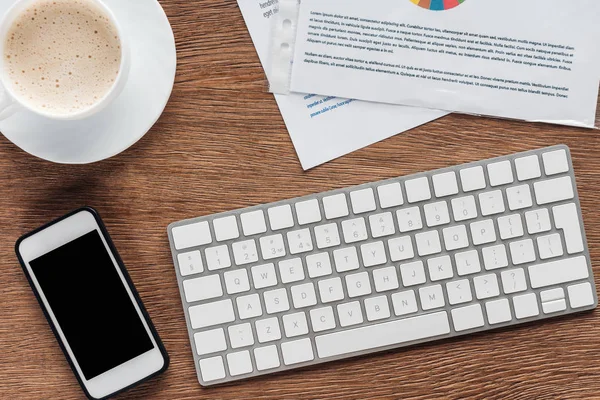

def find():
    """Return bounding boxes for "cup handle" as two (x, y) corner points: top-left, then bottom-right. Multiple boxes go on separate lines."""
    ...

(0, 82), (19, 121)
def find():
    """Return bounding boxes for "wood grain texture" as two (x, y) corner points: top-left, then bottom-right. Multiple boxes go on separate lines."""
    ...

(1, 0), (600, 399)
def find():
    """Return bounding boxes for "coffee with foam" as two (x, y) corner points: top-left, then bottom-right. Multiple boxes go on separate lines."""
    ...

(3, 0), (121, 116)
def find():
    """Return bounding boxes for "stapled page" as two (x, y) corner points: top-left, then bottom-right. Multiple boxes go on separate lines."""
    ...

(288, 0), (600, 128)
(237, 0), (447, 170)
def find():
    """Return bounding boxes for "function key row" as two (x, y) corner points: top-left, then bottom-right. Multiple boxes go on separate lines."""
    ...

(171, 149), (570, 250)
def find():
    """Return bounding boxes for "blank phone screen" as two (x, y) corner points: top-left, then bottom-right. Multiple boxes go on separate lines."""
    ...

(30, 230), (154, 380)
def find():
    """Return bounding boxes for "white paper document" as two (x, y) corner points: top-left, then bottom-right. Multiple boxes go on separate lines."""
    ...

(236, 0), (446, 170)
(289, 0), (600, 128)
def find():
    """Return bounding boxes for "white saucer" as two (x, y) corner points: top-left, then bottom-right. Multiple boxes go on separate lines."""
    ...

(0, 0), (176, 164)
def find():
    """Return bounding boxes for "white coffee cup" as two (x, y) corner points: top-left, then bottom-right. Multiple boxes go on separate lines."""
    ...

(0, 0), (130, 121)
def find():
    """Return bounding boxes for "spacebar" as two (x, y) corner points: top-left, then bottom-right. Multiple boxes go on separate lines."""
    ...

(315, 312), (450, 358)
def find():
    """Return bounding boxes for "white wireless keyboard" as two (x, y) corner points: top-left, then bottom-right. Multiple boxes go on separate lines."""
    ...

(168, 145), (597, 386)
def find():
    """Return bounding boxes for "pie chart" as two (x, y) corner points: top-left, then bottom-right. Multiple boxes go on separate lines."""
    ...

(410, 0), (466, 11)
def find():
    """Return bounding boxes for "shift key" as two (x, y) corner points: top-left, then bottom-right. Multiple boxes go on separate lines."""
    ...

(529, 256), (589, 289)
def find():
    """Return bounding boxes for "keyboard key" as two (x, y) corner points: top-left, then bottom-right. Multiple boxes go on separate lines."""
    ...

(369, 212), (396, 238)
(213, 215), (239, 241)
(236, 294), (262, 319)
(485, 299), (512, 325)
(205, 245), (231, 271)
(342, 218), (368, 243)
(228, 323), (255, 349)
(415, 231), (441, 256)
(260, 234), (286, 260)
(346, 272), (372, 297)
(473, 274), (500, 300)
(318, 277), (344, 303)
(287, 228), (314, 254)
(451, 304), (484, 332)
(372, 266), (400, 292)
(452, 196), (478, 221)
(306, 252), (333, 278)
(365, 296), (391, 321)
(427, 255), (454, 281)
(534, 176), (574, 205)
(529, 256), (589, 289)
(568, 282), (595, 309)
(194, 328), (227, 356)
(460, 166), (486, 192)
(525, 209), (551, 234)
(323, 193), (349, 219)
(199, 356), (225, 382)
(442, 225), (469, 251)
(283, 312), (309, 337)
(172, 221), (212, 250)
(501, 268), (527, 294)
(497, 214), (524, 240)
(400, 261), (426, 287)
(506, 185), (533, 211)
(360, 241), (387, 267)
(487, 160), (514, 186)
(377, 182), (404, 208)
(232, 239), (259, 266)
(282, 338), (314, 365)
(295, 199), (322, 225)
(264, 288), (290, 314)
(455, 250), (481, 276)
(513, 293), (539, 319)
(254, 346), (280, 371)
(509, 239), (536, 265)
(432, 171), (458, 197)
(388, 236), (414, 262)
(183, 275), (223, 303)
(255, 317), (282, 343)
(446, 279), (472, 305)
(314, 223), (341, 249)
(177, 250), (203, 277)
(316, 312), (450, 358)
(278, 258), (305, 284)
(424, 201), (450, 227)
(540, 288), (565, 303)
(268, 205), (294, 230)
(189, 299), (235, 329)
(251, 263), (278, 289)
(542, 299), (567, 314)
(396, 206), (423, 232)
(405, 177), (431, 203)
(291, 283), (317, 308)
(310, 307), (336, 331)
(350, 188), (376, 214)
(537, 233), (563, 260)
(470, 219), (496, 246)
(482, 244), (508, 270)
(391, 290), (418, 316)
(333, 247), (360, 272)
(224, 269), (250, 294)
(553, 203), (584, 254)
(515, 155), (541, 181)
(419, 285), (445, 310)
(542, 149), (569, 175)
(240, 210), (267, 236)
(337, 301), (364, 327)
(478, 190), (505, 216)
(227, 351), (253, 376)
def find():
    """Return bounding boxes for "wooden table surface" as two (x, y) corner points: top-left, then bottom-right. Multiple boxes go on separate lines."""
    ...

(1, 1), (600, 399)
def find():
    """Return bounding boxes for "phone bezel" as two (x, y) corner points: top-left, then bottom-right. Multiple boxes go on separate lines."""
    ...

(15, 207), (169, 400)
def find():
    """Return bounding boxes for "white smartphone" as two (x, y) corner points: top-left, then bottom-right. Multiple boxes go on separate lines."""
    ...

(16, 207), (169, 400)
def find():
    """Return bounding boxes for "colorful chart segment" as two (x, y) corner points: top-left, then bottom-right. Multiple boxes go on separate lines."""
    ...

(410, 0), (466, 11)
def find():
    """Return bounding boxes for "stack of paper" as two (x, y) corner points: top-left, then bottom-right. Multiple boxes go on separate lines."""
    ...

(237, 0), (447, 170)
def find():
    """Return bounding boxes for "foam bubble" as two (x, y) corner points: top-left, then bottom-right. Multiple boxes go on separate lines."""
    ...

(3, 0), (121, 116)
